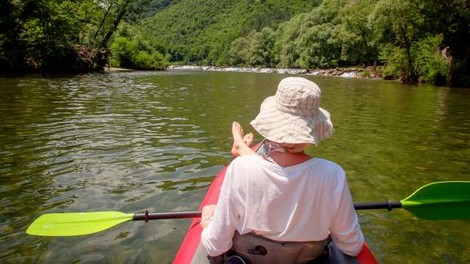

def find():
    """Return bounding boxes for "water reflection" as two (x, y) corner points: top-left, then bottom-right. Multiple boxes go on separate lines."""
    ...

(0, 71), (469, 263)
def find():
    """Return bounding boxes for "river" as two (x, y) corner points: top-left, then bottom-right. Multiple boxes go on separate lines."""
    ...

(0, 70), (469, 263)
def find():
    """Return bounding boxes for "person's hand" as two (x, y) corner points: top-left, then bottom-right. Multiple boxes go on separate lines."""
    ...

(200, 204), (216, 229)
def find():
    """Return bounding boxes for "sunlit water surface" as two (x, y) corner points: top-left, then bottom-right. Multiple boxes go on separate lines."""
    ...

(0, 71), (468, 263)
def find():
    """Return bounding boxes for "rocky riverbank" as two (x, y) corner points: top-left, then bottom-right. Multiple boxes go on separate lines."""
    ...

(168, 65), (382, 79)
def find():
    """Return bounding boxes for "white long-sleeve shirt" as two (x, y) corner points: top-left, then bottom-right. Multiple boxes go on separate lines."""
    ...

(201, 154), (364, 257)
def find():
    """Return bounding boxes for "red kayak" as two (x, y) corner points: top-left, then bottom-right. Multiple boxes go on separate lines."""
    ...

(173, 164), (377, 264)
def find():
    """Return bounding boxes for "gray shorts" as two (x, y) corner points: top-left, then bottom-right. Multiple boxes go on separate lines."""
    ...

(193, 232), (327, 264)
(230, 232), (327, 264)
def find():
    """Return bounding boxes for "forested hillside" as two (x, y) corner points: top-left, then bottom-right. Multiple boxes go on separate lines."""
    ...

(109, 0), (319, 70)
(113, 0), (469, 86)
(138, 0), (320, 65)
(1, 0), (469, 86)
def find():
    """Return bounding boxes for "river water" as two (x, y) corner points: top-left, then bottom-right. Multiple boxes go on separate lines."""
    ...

(0, 70), (469, 263)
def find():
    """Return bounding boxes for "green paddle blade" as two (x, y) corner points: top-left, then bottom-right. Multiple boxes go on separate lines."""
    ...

(401, 181), (470, 220)
(26, 211), (134, 236)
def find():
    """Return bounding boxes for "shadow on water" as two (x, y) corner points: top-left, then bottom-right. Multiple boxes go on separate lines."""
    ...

(0, 71), (468, 263)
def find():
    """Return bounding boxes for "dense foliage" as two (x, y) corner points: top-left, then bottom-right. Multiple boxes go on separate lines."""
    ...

(0, 0), (168, 73)
(1, 0), (468, 86)
(2, 0), (104, 73)
(110, 24), (169, 70)
(132, 0), (469, 86)
(134, 0), (320, 66)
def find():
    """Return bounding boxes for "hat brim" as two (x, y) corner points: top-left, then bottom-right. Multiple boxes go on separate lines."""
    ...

(250, 96), (334, 145)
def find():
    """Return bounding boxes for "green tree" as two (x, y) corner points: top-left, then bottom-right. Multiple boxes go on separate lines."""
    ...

(370, 0), (424, 83)
(274, 13), (306, 68)
(369, 0), (464, 85)
(413, 35), (447, 84)
(0, 0), (136, 73)
(296, 23), (342, 69)
(335, 0), (378, 65)
(410, 0), (470, 86)
(229, 28), (277, 67)
(275, 0), (345, 69)
(248, 27), (277, 67)
(229, 37), (251, 66)
(2, 1), (88, 72)
(110, 24), (168, 69)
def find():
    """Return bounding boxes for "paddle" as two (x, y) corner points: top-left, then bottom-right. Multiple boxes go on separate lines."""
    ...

(354, 181), (469, 220)
(26, 181), (469, 236)
(26, 210), (202, 237)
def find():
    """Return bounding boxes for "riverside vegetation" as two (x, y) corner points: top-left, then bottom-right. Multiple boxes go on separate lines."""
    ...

(1, 0), (469, 86)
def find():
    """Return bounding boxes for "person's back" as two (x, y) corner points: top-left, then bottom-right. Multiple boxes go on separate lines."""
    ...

(204, 154), (363, 260)
(200, 77), (364, 263)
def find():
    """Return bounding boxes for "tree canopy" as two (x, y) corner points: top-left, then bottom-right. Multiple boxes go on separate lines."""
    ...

(131, 0), (468, 86)
(1, 0), (468, 86)
(0, 0), (165, 73)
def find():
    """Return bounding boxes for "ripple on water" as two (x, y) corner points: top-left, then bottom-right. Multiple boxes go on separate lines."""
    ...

(1, 73), (469, 264)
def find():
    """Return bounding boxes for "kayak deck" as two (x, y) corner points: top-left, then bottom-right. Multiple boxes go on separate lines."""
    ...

(173, 164), (377, 264)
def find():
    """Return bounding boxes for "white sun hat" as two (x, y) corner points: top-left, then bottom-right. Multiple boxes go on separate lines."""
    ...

(250, 77), (334, 145)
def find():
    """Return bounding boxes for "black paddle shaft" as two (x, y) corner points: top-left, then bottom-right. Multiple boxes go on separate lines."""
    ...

(132, 202), (404, 222)
(354, 201), (402, 211)
(131, 200), (404, 222)
(133, 210), (202, 222)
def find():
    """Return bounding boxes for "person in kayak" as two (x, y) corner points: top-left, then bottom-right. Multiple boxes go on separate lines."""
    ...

(200, 77), (364, 264)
